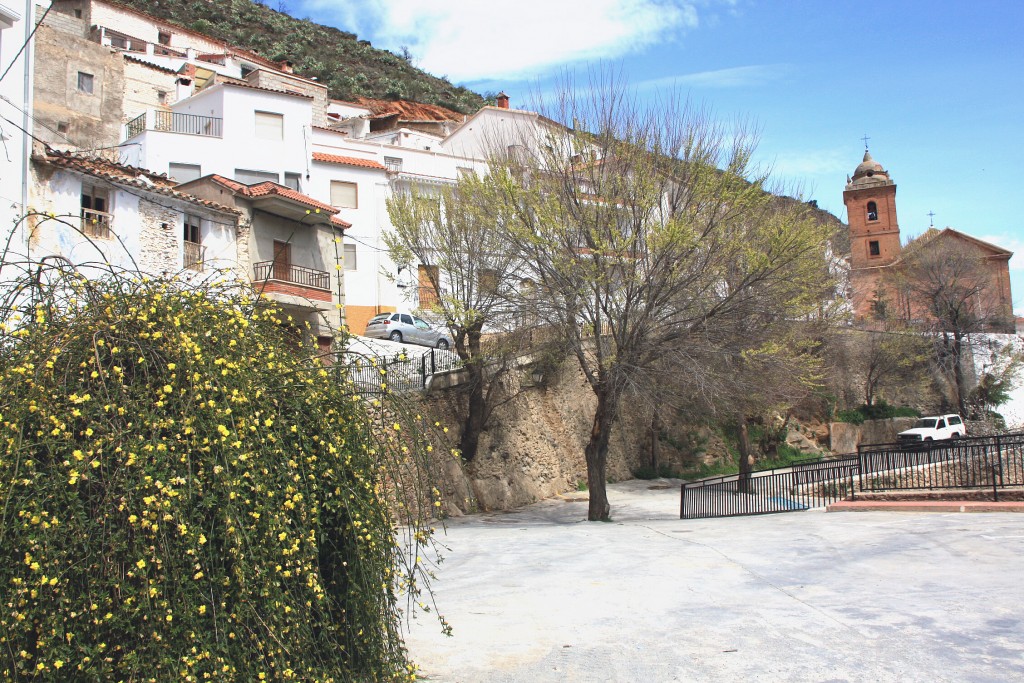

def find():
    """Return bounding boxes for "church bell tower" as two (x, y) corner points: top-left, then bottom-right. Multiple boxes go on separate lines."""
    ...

(843, 150), (901, 269)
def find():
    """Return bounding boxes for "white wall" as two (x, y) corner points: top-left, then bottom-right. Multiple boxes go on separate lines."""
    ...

(0, 0), (31, 251)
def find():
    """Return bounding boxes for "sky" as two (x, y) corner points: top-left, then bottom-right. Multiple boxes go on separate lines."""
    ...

(295, 0), (1024, 314)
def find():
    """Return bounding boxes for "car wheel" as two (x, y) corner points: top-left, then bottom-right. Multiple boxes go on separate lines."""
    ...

(950, 432), (960, 439)
(389, 331), (403, 343)
(436, 339), (450, 350)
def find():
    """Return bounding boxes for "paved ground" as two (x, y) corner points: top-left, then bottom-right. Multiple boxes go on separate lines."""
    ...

(403, 480), (1024, 682)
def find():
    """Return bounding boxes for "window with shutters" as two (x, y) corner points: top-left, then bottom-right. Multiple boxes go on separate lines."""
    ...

(234, 168), (278, 185)
(330, 180), (358, 209)
(254, 111), (283, 140)
(343, 244), (357, 271)
(169, 162), (201, 183)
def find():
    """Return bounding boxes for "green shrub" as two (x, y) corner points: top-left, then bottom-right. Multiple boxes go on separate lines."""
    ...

(835, 401), (920, 424)
(0, 270), (435, 681)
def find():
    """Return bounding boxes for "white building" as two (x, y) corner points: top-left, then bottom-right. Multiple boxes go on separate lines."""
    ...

(30, 149), (240, 278)
(0, 0), (34, 251)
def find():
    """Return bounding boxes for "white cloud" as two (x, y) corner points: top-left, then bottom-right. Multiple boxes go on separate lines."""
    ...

(768, 148), (849, 178)
(637, 64), (790, 90)
(296, 0), (704, 82)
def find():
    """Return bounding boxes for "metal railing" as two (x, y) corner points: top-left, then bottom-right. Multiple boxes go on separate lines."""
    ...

(253, 261), (331, 291)
(681, 432), (1024, 519)
(81, 208), (112, 239)
(680, 456), (858, 519)
(124, 110), (223, 139)
(343, 348), (463, 395)
(857, 432), (1024, 500)
(183, 242), (204, 271)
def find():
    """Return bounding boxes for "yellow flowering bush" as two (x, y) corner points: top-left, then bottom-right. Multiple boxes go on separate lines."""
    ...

(0, 267), (437, 681)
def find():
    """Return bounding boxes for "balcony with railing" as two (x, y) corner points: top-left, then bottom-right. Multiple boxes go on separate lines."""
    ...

(81, 209), (112, 239)
(183, 242), (205, 271)
(125, 110), (223, 140)
(253, 261), (332, 303)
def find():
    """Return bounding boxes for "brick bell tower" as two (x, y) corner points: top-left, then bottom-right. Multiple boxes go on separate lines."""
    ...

(844, 149), (901, 319)
(844, 149), (900, 269)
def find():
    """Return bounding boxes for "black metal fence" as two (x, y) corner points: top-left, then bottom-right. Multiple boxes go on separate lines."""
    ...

(857, 432), (1024, 500)
(680, 456), (858, 519)
(342, 348), (462, 396)
(253, 261), (331, 291)
(124, 111), (223, 140)
(681, 432), (1024, 519)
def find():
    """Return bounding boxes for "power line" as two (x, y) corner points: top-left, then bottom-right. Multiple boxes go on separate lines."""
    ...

(0, 2), (52, 85)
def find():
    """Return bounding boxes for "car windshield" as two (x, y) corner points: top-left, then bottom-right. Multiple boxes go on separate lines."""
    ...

(913, 418), (938, 429)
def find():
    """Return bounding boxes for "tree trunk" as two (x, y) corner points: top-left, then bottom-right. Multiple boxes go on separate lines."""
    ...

(585, 390), (616, 521)
(457, 327), (486, 461)
(736, 417), (754, 495)
(648, 411), (662, 473)
(952, 332), (968, 417)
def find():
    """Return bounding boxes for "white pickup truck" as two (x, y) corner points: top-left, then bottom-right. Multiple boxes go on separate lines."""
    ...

(897, 414), (966, 443)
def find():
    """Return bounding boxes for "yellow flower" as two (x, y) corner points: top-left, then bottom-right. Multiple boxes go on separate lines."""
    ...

(136, 559), (146, 569)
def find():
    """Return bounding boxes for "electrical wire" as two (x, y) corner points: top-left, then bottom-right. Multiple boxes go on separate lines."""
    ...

(0, 2), (51, 85)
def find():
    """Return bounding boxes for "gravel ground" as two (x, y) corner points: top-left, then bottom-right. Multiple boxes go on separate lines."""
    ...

(403, 479), (1024, 683)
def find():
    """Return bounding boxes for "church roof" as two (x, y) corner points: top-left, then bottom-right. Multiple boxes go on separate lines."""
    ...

(916, 227), (1013, 259)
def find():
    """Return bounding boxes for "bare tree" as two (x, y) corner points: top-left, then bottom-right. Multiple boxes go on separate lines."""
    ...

(385, 173), (526, 461)
(857, 327), (931, 409)
(487, 71), (838, 520)
(896, 237), (1012, 415)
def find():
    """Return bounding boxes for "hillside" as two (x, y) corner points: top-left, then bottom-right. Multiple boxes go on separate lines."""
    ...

(114, 0), (488, 113)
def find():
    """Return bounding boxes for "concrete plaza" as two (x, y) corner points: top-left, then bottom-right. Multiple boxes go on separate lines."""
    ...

(404, 480), (1024, 682)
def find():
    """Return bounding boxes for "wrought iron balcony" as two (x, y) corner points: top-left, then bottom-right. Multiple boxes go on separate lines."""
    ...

(253, 261), (331, 291)
(125, 110), (223, 140)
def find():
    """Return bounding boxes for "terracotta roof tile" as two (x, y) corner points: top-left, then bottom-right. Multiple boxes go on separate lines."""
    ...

(42, 151), (239, 215)
(207, 175), (339, 214)
(354, 97), (464, 122)
(311, 152), (386, 170)
(331, 215), (352, 229)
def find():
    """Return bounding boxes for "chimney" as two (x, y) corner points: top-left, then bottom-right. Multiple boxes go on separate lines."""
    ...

(278, 60), (294, 74)
(496, 91), (509, 109)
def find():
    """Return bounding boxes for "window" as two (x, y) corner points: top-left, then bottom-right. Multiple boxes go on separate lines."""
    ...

(400, 314), (413, 325)
(418, 264), (439, 308)
(384, 156), (402, 173)
(330, 180), (358, 209)
(867, 201), (878, 221)
(254, 111), (283, 140)
(169, 162), (202, 183)
(158, 31), (171, 46)
(868, 240), (880, 257)
(157, 90), (168, 105)
(80, 185), (111, 238)
(479, 268), (498, 294)
(240, 64), (255, 78)
(183, 215), (203, 270)
(234, 168), (278, 185)
(77, 71), (94, 94)
(343, 243), (357, 271)
(284, 172), (302, 191)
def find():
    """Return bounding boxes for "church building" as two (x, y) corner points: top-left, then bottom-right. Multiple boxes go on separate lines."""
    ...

(843, 149), (1014, 332)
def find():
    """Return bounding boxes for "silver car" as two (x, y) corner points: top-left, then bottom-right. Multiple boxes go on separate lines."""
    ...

(364, 312), (452, 349)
